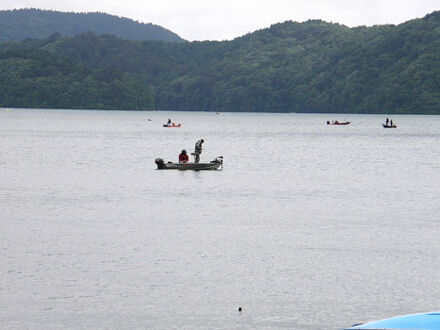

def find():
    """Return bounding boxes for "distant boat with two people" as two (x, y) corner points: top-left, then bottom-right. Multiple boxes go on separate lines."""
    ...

(163, 118), (181, 127)
(327, 120), (351, 125)
(383, 117), (397, 128)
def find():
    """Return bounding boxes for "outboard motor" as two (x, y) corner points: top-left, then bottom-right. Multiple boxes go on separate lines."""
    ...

(211, 156), (223, 169)
(211, 156), (223, 163)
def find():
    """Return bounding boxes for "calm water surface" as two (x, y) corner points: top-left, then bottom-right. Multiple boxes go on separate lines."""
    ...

(1, 109), (440, 329)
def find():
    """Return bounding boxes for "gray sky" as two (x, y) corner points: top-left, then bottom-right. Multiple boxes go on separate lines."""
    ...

(2, 0), (439, 40)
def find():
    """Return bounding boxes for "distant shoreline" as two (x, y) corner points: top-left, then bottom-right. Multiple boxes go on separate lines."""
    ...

(3, 107), (439, 116)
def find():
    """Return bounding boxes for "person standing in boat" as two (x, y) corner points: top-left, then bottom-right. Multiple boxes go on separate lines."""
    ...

(194, 139), (204, 163)
(390, 119), (394, 127)
(167, 118), (172, 126)
(385, 117), (389, 126)
(179, 149), (189, 163)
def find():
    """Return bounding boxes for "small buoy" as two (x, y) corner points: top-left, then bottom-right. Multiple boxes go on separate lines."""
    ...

(238, 307), (242, 312)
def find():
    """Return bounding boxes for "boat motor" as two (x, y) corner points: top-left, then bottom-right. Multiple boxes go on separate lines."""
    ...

(211, 156), (223, 169)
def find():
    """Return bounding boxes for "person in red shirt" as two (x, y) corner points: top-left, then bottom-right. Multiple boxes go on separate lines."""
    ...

(179, 149), (189, 163)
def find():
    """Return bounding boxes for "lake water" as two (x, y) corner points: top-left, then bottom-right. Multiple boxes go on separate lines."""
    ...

(1, 109), (440, 329)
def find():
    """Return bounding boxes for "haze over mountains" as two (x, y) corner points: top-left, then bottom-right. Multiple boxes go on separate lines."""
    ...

(0, 9), (440, 114)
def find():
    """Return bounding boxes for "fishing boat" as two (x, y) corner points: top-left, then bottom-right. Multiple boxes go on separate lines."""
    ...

(342, 311), (440, 329)
(155, 156), (223, 170)
(163, 123), (181, 127)
(327, 121), (351, 125)
(382, 123), (397, 128)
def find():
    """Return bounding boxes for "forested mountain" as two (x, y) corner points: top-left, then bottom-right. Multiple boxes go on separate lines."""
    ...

(0, 35), (154, 110)
(0, 9), (184, 42)
(1, 11), (440, 113)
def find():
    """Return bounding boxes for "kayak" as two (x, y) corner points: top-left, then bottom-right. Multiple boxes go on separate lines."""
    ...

(163, 123), (181, 127)
(382, 124), (397, 128)
(155, 156), (223, 170)
(342, 311), (440, 329)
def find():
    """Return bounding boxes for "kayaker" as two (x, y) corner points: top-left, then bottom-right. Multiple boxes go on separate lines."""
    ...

(194, 139), (204, 163)
(179, 149), (189, 163)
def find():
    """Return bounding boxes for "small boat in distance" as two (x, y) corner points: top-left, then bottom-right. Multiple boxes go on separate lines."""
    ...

(155, 157), (223, 171)
(163, 122), (181, 127)
(327, 120), (350, 125)
(383, 123), (397, 128)
(163, 118), (181, 127)
(383, 118), (397, 128)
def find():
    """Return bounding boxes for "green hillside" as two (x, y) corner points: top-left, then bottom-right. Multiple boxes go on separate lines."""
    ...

(0, 8), (184, 42)
(0, 38), (154, 110)
(1, 11), (440, 113)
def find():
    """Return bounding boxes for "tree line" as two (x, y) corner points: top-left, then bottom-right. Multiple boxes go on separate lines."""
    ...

(1, 11), (440, 113)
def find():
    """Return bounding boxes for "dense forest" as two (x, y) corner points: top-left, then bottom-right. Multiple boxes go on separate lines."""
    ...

(1, 11), (440, 113)
(0, 34), (154, 110)
(0, 9), (184, 42)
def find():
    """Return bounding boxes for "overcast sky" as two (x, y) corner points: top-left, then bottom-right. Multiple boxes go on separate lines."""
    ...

(2, 0), (439, 41)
